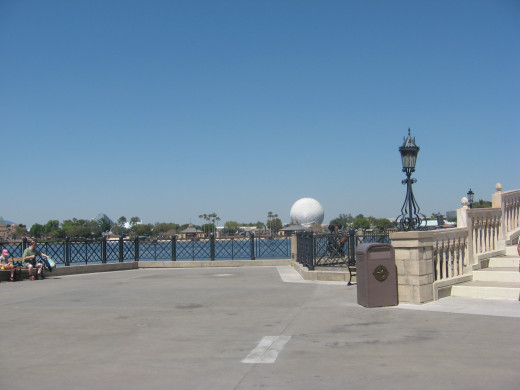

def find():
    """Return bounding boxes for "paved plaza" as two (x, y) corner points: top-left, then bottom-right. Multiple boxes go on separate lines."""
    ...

(1, 266), (519, 390)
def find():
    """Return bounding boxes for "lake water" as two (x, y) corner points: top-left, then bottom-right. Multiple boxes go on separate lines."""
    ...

(1, 237), (292, 266)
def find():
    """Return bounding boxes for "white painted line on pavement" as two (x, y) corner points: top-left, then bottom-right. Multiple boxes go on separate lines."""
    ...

(241, 335), (291, 364)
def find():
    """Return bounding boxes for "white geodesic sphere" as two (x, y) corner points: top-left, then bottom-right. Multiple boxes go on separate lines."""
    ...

(290, 198), (324, 226)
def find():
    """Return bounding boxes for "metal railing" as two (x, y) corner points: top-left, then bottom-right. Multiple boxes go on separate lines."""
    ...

(0, 234), (291, 265)
(296, 230), (390, 271)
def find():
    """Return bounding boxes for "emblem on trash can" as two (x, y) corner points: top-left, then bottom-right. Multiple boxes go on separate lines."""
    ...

(373, 265), (389, 282)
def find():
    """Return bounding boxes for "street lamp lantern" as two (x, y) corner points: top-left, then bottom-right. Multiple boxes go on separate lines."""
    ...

(396, 128), (425, 231)
(467, 189), (474, 208)
(399, 128), (420, 172)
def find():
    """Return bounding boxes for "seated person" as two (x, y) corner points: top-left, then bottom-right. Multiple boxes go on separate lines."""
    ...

(23, 240), (50, 281)
(327, 224), (347, 257)
(0, 249), (17, 281)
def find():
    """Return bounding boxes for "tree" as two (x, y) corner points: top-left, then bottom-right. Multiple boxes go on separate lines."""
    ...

(50, 228), (66, 239)
(61, 218), (101, 238)
(97, 218), (112, 233)
(153, 223), (179, 237)
(330, 213), (354, 227)
(201, 223), (215, 235)
(268, 217), (282, 233)
(65, 225), (90, 238)
(129, 217), (141, 227)
(29, 223), (45, 238)
(199, 212), (220, 235)
(113, 216), (128, 235)
(208, 213), (220, 234)
(267, 211), (280, 234)
(373, 218), (393, 232)
(224, 221), (239, 235)
(472, 199), (492, 208)
(131, 224), (152, 237)
(12, 224), (28, 239)
(353, 216), (370, 230)
(44, 220), (60, 233)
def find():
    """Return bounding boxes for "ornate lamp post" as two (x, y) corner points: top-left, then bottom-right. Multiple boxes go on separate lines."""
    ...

(396, 128), (424, 231)
(467, 189), (474, 208)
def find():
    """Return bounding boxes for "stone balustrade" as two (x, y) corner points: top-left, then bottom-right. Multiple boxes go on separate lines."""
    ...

(393, 183), (520, 304)
(493, 185), (520, 241)
(432, 227), (468, 281)
(466, 208), (502, 262)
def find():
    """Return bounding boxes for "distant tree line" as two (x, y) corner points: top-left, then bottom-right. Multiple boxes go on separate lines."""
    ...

(10, 215), (270, 240)
(472, 199), (492, 208)
(21, 216), (181, 240)
(16, 205), (475, 240)
(329, 213), (394, 232)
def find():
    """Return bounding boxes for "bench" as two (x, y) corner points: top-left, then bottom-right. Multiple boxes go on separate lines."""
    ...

(0, 257), (44, 281)
(325, 237), (356, 285)
(347, 264), (356, 285)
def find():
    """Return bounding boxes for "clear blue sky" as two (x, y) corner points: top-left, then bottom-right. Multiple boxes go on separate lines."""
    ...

(1, 0), (518, 228)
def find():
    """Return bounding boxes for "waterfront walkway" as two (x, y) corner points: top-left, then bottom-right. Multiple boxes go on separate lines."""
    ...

(1, 266), (519, 390)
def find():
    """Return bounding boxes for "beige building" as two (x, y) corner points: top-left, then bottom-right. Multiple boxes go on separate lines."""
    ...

(0, 217), (10, 240)
(177, 224), (204, 239)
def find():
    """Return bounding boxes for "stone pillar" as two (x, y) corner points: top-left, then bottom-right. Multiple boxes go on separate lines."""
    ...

(457, 197), (469, 228)
(491, 183), (506, 240)
(389, 231), (435, 304)
(491, 182), (502, 209)
(290, 234), (298, 260)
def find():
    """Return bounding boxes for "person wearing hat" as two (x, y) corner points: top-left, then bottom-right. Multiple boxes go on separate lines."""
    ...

(22, 241), (49, 281)
(0, 249), (17, 281)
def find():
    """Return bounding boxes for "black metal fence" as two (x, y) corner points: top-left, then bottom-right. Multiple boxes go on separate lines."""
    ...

(1, 234), (291, 266)
(296, 230), (390, 270)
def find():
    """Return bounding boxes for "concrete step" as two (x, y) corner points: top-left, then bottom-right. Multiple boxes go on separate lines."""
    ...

(472, 267), (520, 283)
(488, 256), (520, 268)
(505, 245), (519, 256)
(451, 281), (520, 300)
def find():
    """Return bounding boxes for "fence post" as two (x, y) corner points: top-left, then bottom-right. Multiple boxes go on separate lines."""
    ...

(296, 232), (302, 264)
(134, 236), (139, 262)
(172, 235), (177, 261)
(290, 233), (298, 260)
(308, 231), (315, 270)
(119, 233), (124, 263)
(348, 228), (356, 266)
(65, 237), (70, 266)
(84, 238), (89, 265)
(22, 237), (28, 253)
(210, 233), (215, 261)
(250, 233), (256, 260)
(102, 236), (107, 263)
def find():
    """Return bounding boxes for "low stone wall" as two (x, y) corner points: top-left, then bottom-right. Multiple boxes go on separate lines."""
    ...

(0, 262), (137, 281)
(51, 262), (139, 276)
(291, 261), (354, 283)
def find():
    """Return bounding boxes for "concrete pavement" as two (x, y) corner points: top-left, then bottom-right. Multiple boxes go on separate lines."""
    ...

(1, 266), (518, 390)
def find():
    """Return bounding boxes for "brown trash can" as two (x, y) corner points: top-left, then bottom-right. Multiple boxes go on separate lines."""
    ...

(356, 243), (398, 307)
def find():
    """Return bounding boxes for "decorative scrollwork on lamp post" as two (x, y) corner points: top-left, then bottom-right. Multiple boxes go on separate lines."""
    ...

(396, 128), (425, 231)
(467, 189), (474, 209)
